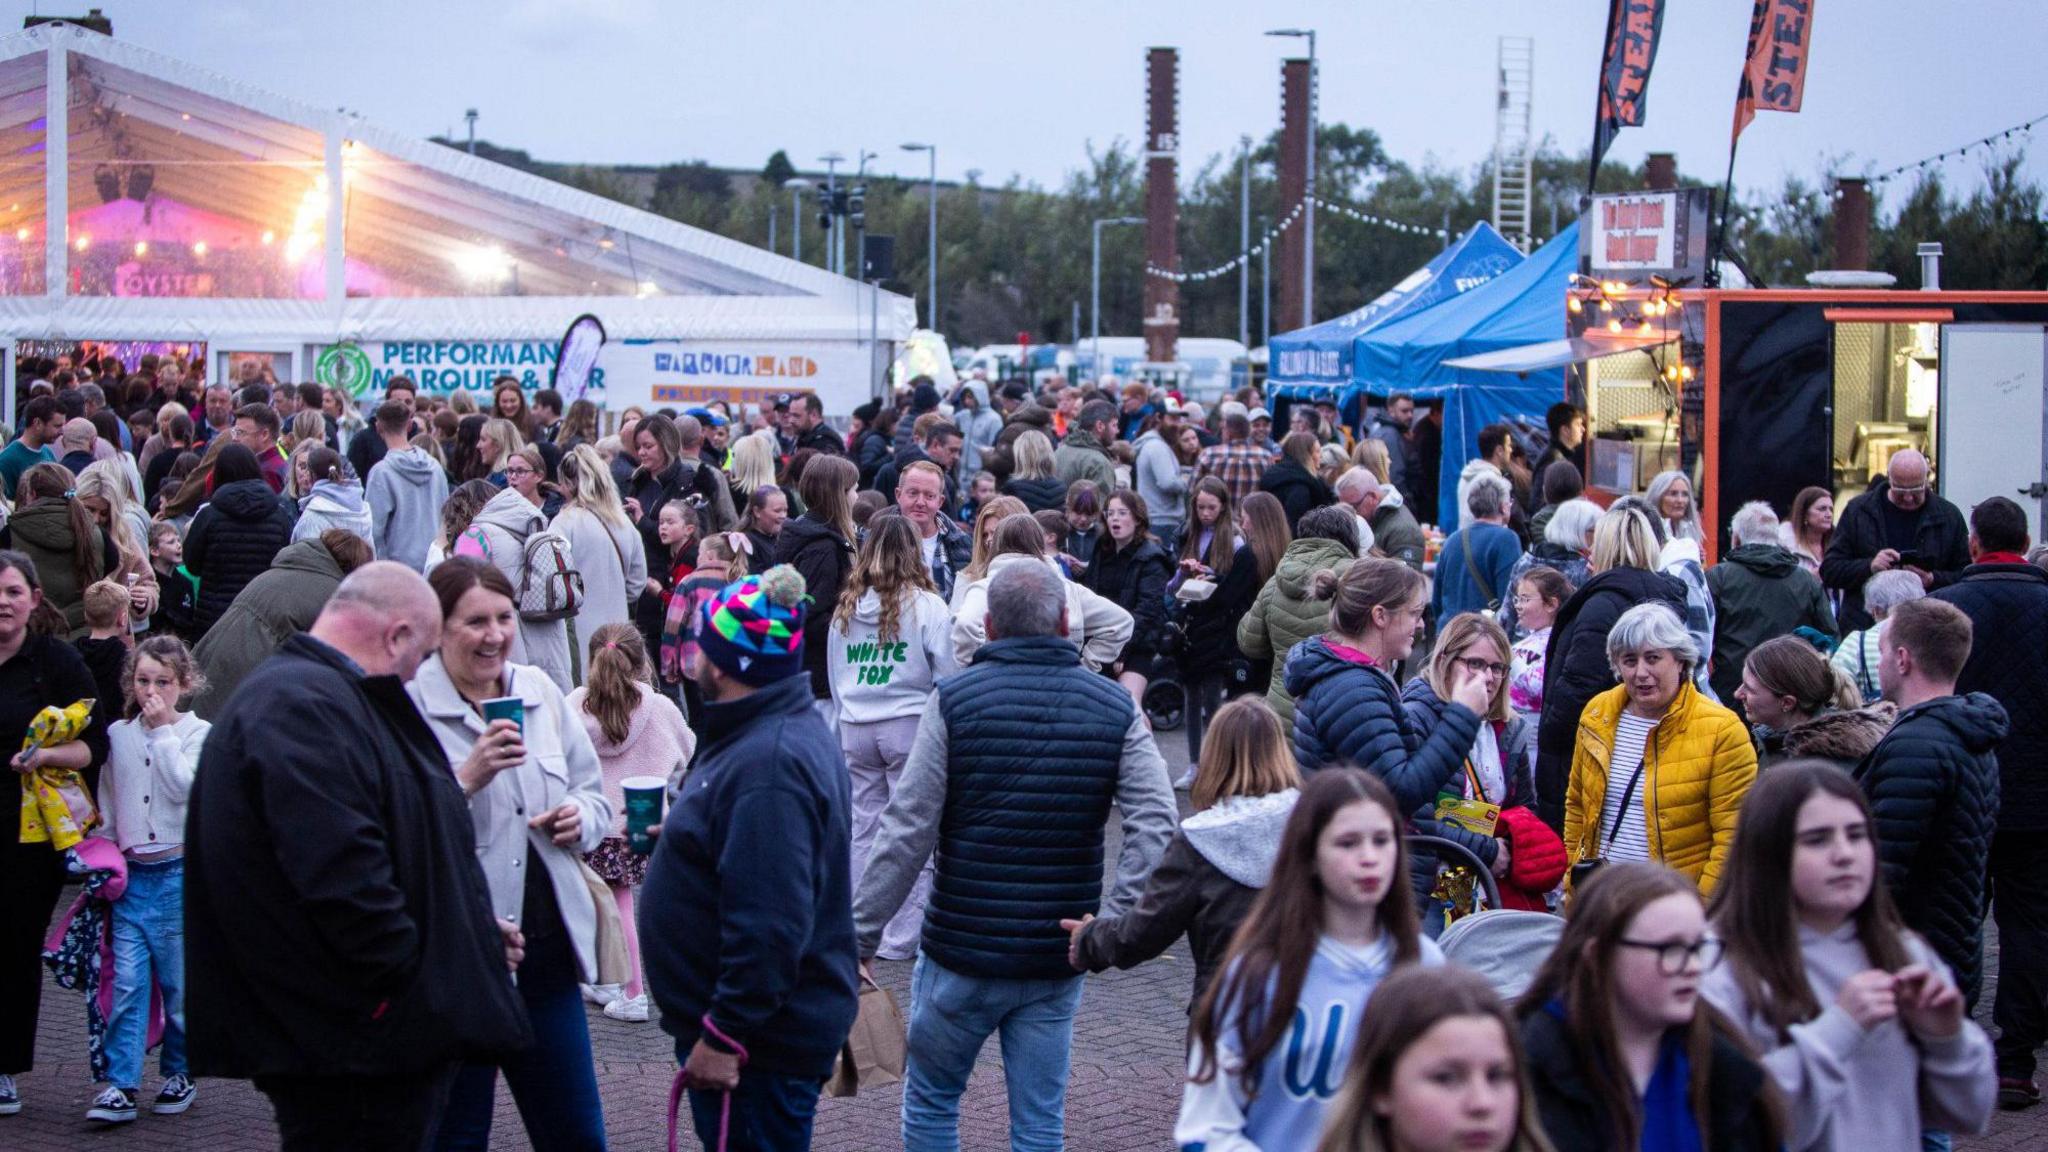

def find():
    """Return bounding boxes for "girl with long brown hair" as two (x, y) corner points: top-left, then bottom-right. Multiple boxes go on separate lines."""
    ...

(1316, 966), (1557, 1152)
(1517, 861), (1783, 1152)
(774, 452), (858, 703)
(565, 623), (694, 1023)
(952, 494), (1029, 605)
(1069, 696), (1300, 1001)
(827, 511), (958, 959)
(1178, 769), (1435, 1152)
(1703, 762), (1993, 1150)
(1181, 485), (1280, 772)
(1082, 488), (1172, 707)
(1, 462), (119, 636)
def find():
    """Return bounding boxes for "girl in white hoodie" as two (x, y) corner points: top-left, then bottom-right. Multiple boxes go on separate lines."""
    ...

(827, 511), (958, 959)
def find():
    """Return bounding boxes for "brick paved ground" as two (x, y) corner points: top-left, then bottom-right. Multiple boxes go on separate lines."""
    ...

(9, 724), (2048, 1149)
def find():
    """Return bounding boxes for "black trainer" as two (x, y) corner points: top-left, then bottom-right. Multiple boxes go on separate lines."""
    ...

(153, 1074), (198, 1115)
(86, 1085), (137, 1123)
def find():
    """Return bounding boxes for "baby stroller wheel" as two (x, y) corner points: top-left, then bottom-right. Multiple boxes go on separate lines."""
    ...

(1143, 676), (1185, 731)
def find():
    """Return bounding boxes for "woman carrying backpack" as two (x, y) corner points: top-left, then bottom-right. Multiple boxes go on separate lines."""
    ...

(455, 485), (578, 690)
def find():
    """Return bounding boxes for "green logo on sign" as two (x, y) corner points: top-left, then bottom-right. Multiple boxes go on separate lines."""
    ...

(317, 344), (374, 397)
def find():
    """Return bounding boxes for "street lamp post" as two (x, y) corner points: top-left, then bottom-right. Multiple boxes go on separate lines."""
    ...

(1239, 135), (1252, 350)
(1266, 28), (1316, 324)
(1091, 216), (1144, 380)
(819, 153), (844, 275)
(782, 177), (811, 262)
(901, 142), (937, 331)
(768, 198), (777, 256)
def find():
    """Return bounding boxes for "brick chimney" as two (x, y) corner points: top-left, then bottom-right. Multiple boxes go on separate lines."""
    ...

(1276, 58), (1311, 331)
(1143, 48), (1181, 365)
(1833, 178), (1870, 271)
(1644, 152), (1677, 191)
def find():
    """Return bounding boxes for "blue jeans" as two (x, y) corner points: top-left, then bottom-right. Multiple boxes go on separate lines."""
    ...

(436, 973), (605, 1151)
(107, 856), (186, 1090)
(902, 954), (1085, 1152)
(685, 1071), (821, 1152)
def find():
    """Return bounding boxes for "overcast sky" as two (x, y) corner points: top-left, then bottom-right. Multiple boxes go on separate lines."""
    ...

(32, 1), (2048, 214)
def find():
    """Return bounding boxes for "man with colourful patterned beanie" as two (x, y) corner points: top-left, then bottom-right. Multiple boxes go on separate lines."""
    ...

(638, 565), (858, 1151)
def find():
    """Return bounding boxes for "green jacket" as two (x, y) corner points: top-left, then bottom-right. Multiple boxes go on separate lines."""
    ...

(1369, 500), (1427, 571)
(1236, 536), (1359, 727)
(1706, 543), (1838, 705)
(192, 538), (346, 719)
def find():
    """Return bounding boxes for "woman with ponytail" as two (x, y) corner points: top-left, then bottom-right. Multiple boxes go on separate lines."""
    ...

(566, 623), (694, 1024)
(0, 463), (119, 636)
(1733, 635), (1894, 771)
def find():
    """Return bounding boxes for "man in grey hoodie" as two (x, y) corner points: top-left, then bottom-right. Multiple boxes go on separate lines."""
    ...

(953, 379), (1003, 479)
(1133, 419), (1190, 549)
(364, 401), (449, 572)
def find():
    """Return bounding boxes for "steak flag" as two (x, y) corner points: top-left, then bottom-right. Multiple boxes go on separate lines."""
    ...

(1733, 0), (1817, 141)
(1589, 0), (1668, 187)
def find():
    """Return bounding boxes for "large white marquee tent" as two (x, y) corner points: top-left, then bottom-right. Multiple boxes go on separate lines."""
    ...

(0, 20), (914, 420)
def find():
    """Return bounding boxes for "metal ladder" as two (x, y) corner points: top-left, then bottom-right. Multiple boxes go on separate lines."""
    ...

(1492, 36), (1535, 252)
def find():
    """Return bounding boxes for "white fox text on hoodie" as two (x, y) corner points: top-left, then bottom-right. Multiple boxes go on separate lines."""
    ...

(828, 587), (958, 725)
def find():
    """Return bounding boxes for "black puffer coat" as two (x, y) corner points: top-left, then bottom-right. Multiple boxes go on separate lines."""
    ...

(1934, 561), (2048, 831)
(1285, 636), (1479, 810)
(1534, 566), (1688, 831)
(774, 514), (855, 699)
(1400, 677), (1536, 871)
(1082, 537), (1172, 664)
(184, 477), (294, 637)
(1256, 456), (1334, 530)
(999, 473), (1068, 513)
(1855, 691), (2006, 1005)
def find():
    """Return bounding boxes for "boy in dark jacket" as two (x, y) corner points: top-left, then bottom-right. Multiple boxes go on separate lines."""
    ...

(639, 566), (857, 1149)
(73, 580), (130, 721)
(1857, 597), (2004, 1008)
(146, 522), (199, 640)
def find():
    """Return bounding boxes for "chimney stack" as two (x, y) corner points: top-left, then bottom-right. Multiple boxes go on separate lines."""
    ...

(1833, 178), (1870, 271)
(1644, 152), (1678, 191)
(1276, 58), (1312, 331)
(1143, 48), (1181, 365)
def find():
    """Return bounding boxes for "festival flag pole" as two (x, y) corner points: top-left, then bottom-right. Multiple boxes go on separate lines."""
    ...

(1715, 0), (1817, 283)
(1586, 0), (1668, 195)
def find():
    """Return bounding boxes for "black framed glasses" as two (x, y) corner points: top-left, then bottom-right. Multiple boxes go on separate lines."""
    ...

(1455, 655), (1509, 678)
(1618, 937), (1723, 975)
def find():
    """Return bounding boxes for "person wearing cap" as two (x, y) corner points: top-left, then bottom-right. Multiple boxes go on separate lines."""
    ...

(684, 407), (731, 465)
(769, 393), (801, 459)
(640, 565), (857, 1149)
(1248, 407), (1278, 456)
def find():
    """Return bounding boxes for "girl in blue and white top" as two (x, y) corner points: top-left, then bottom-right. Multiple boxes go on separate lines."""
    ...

(1178, 768), (1442, 1152)
(88, 636), (210, 1124)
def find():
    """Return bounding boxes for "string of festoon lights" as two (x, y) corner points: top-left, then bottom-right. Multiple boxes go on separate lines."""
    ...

(1865, 110), (2048, 187)
(1145, 196), (1451, 283)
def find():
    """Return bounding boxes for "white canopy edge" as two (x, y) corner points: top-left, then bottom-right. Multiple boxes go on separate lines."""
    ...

(0, 22), (916, 342)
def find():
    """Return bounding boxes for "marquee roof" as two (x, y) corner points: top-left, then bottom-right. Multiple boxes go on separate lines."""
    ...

(0, 21), (913, 343)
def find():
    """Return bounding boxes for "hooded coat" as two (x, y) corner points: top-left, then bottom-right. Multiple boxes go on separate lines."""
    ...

(185, 476), (295, 636)
(775, 513), (856, 699)
(191, 537), (348, 719)
(1256, 454), (1335, 531)
(292, 478), (373, 545)
(1286, 636), (1479, 811)
(1706, 542), (1838, 704)
(1534, 565), (1689, 831)
(1235, 536), (1357, 726)
(456, 488), (574, 691)
(953, 380), (1004, 477)
(981, 402), (1055, 484)
(1074, 789), (1297, 1001)
(1132, 428), (1191, 537)
(1934, 560), (2048, 831)
(1051, 425), (1117, 493)
(826, 586), (958, 726)
(1757, 701), (1895, 771)
(0, 500), (117, 636)
(1855, 691), (2007, 1004)
(999, 472), (1069, 513)
(366, 445), (450, 572)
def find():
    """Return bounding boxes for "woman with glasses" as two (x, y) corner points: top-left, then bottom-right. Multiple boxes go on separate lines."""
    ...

(1401, 613), (1567, 912)
(1518, 862), (1782, 1152)
(1703, 762), (1994, 1151)
(1563, 603), (1757, 899)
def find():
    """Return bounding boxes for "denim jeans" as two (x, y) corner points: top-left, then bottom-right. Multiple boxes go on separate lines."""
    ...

(685, 1071), (822, 1152)
(902, 954), (1085, 1152)
(107, 855), (186, 1090)
(436, 967), (605, 1151)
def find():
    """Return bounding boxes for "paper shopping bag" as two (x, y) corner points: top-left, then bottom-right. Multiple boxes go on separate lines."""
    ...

(825, 974), (906, 1097)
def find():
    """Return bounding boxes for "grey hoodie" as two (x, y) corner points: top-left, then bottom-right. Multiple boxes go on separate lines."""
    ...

(366, 445), (450, 572)
(1180, 790), (1297, 887)
(827, 586), (959, 726)
(293, 479), (372, 545)
(462, 488), (573, 690)
(955, 380), (1004, 477)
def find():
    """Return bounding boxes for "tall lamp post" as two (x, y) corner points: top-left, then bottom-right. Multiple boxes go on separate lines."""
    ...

(782, 177), (811, 262)
(818, 153), (844, 274)
(1238, 135), (1252, 350)
(1266, 27), (1316, 324)
(900, 142), (937, 331)
(1091, 216), (1144, 380)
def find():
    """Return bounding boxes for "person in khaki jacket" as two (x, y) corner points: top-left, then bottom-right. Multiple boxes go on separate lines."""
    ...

(1563, 602), (1757, 897)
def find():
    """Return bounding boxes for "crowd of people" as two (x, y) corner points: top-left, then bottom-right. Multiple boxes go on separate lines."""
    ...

(0, 347), (2038, 1152)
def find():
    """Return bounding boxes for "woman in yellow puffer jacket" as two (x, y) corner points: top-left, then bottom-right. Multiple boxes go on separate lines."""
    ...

(1562, 602), (1756, 895)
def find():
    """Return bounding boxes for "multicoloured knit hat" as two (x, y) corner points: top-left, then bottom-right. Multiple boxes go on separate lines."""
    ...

(697, 565), (809, 686)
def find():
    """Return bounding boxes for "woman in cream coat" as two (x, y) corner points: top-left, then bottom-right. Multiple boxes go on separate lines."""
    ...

(951, 513), (1133, 672)
(409, 556), (611, 1152)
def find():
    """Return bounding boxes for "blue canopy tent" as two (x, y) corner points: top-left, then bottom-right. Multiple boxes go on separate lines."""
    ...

(1348, 221), (1579, 528)
(1266, 222), (1524, 414)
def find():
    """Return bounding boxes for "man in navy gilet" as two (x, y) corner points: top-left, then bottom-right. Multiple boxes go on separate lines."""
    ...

(854, 559), (1178, 1151)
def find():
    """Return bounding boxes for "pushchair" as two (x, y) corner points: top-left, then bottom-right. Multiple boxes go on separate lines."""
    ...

(1409, 834), (1563, 999)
